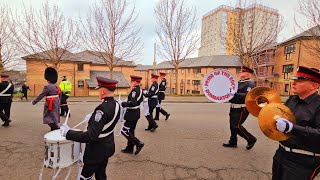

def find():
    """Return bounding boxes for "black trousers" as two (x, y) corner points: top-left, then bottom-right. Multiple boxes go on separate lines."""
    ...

(0, 103), (11, 122)
(228, 107), (255, 144)
(272, 147), (320, 180)
(21, 91), (28, 100)
(60, 94), (69, 115)
(122, 120), (140, 150)
(81, 159), (108, 180)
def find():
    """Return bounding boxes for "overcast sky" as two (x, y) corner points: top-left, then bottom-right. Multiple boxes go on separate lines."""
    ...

(2, 0), (307, 66)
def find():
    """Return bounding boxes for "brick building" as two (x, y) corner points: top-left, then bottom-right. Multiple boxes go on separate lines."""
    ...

(23, 51), (242, 96)
(254, 27), (320, 95)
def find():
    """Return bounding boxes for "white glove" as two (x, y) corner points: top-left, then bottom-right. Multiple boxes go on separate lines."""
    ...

(84, 112), (93, 122)
(276, 118), (293, 133)
(60, 124), (71, 137)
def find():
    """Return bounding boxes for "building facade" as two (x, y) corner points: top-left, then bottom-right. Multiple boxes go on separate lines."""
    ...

(199, 4), (279, 57)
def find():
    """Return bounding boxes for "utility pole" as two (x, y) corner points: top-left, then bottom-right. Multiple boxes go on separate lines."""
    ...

(153, 43), (156, 74)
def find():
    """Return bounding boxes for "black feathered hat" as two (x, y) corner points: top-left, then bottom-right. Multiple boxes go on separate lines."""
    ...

(44, 67), (58, 83)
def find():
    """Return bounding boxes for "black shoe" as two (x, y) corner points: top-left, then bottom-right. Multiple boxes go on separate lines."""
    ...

(2, 119), (12, 127)
(165, 114), (170, 120)
(145, 127), (152, 131)
(150, 125), (158, 132)
(222, 143), (237, 148)
(246, 137), (257, 150)
(154, 117), (159, 121)
(121, 147), (133, 154)
(135, 143), (144, 155)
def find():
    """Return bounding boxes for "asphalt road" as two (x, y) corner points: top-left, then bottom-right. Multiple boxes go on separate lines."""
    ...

(0, 101), (318, 180)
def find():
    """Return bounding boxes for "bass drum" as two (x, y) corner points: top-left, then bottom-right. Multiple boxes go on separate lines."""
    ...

(202, 69), (238, 103)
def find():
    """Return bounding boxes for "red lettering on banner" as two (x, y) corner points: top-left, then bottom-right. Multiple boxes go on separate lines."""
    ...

(205, 89), (230, 101)
(204, 73), (213, 86)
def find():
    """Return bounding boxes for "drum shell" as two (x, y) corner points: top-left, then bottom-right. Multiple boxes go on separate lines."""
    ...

(43, 129), (84, 169)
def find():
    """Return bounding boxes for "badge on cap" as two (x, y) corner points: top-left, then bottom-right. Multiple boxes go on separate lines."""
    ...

(132, 91), (136, 98)
(94, 110), (104, 122)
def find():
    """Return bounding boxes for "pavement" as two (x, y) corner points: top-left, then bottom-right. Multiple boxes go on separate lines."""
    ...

(13, 95), (290, 103)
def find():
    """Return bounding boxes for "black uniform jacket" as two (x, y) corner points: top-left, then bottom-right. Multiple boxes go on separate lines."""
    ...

(158, 78), (167, 101)
(144, 81), (159, 107)
(229, 79), (255, 104)
(0, 81), (14, 104)
(281, 92), (320, 154)
(121, 85), (143, 121)
(66, 97), (120, 164)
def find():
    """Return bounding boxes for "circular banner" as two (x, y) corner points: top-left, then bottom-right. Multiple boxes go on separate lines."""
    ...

(202, 69), (238, 103)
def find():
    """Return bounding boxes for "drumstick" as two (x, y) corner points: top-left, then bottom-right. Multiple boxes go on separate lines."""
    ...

(72, 119), (87, 129)
(64, 109), (71, 125)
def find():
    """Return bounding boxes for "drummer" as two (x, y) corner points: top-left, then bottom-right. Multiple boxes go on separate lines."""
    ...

(222, 66), (257, 150)
(60, 76), (120, 180)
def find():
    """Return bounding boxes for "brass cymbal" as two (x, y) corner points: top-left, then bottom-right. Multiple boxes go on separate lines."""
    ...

(245, 86), (281, 117)
(258, 103), (296, 141)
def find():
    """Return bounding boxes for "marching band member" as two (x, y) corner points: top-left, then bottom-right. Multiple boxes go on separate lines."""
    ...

(60, 77), (120, 180)
(143, 73), (159, 131)
(120, 75), (144, 155)
(223, 66), (257, 150)
(32, 67), (60, 131)
(273, 66), (320, 180)
(154, 72), (170, 121)
(0, 73), (14, 127)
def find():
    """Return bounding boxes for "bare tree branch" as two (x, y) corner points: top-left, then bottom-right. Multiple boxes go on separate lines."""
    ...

(296, 0), (320, 60)
(223, 0), (283, 71)
(14, 1), (79, 70)
(0, 5), (20, 73)
(155, 0), (200, 94)
(80, 0), (142, 79)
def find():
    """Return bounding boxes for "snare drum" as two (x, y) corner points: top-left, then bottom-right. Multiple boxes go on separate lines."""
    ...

(43, 129), (83, 169)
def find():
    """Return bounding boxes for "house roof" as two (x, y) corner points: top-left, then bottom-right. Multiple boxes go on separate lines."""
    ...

(279, 26), (320, 45)
(134, 64), (153, 71)
(155, 55), (241, 69)
(86, 71), (130, 88)
(73, 50), (136, 66)
(21, 48), (75, 61)
(22, 48), (136, 67)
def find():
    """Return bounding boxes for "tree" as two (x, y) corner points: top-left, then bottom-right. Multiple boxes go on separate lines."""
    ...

(80, 0), (142, 79)
(155, 0), (200, 95)
(223, 1), (283, 70)
(0, 5), (20, 73)
(15, 1), (79, 70)
(296, 0), (320, 59)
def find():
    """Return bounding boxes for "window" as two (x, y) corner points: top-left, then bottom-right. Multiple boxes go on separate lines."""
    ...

(78, 80), (84, 88)
(236, 68), (241, 74)
(140, 71), (143, 74)
(187, 80), (190, 84)
(285, 84), (289, 92)
(284, 44), (295, 60)
(187, 90), (190, 94)
(192, 80), (201, 85)
(77, 64), (84, 71)
(282, 64), (294, 73)
(166, 69), (171, 74)
(192, 90), (200, 94)
(181, 79), (184, 83)
(181, 69), (184, 74)
(193, 68), (201, 74)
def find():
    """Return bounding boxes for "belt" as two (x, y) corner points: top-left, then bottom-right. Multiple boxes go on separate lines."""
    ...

(151, 95), (158, 98)
(127, 106), (140, 109)
(230, 104), (246, 108)
(0, 94), (11, 96)
(279, 144), (320, 157)
(159, 91), (165, 93)
(46, 95), (59, 98)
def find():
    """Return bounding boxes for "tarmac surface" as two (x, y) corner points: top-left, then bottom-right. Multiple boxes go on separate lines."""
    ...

(1, 97), (319, 180)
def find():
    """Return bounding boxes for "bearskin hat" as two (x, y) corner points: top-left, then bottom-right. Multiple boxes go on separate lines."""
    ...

(44, 67), (58, 83)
